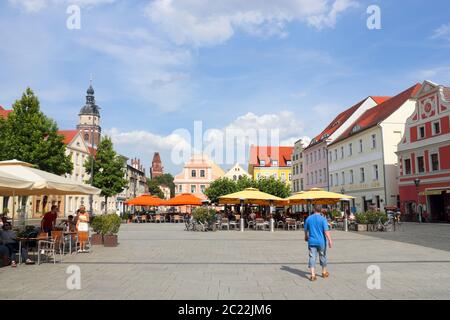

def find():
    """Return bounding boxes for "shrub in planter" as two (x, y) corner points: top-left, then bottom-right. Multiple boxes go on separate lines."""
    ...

(90, 215), (104, 245)
(101, 214), (122, 247)
(355, 213), (368, 232)
(192, 207), (217, 230)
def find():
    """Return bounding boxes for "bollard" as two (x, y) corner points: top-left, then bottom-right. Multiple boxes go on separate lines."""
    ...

(270, 218), (274, 232)
(240, 218), (245, 232)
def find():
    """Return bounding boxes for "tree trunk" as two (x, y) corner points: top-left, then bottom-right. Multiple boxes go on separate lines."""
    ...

(104, 196), (108, 215)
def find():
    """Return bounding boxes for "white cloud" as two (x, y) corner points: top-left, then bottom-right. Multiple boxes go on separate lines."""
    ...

(145, 0), (358, 47)
(431, 23), (450, 40)
(415, 67), (450, 84)
(8, 0), (115, 12)
(106, 110), (310, 172)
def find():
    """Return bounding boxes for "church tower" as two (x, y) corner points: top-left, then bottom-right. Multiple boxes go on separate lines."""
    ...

(77, 81), (101, 148)
(151, 152), (164, 179)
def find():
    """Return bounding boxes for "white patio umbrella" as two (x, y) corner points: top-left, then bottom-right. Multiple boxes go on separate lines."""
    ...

(0, 159), (101, 225)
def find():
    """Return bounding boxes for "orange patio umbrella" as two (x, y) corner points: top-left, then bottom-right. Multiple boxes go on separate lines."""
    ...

(164, 193), (203, 206)
(125, 194), (166, 206)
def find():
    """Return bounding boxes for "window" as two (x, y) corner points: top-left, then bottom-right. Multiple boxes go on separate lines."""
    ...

(281, 173), (286, 181)
(260, 160), (266, 166)
(417, 156), (425, 173)
(273, 173), (278, 179)
(300, 179), (304, 191)
(307, 173), (310, 185)
(433, 121), (441, 135)
(330, 174), (333, 187)
(329, 151), (332, 163)
(373, 165), (379, 181)
(319, 169), (322, 183)
(272, 160), (279, 166)
(178, 185), (182, 193)
(349, 170), (354, 184)
(360, 168), (365, 183)
(233, 175), (237, 181)
(334, 149), (337, 161)
(349, 143), (353, 156)
(323, 148), (326, 159)
(191, 185), (197, 193)
(404, 159), (411, 175)
(431, 153), (439, 171)
(418, 126), (425, 139)
(323, 168), (327, 181)
(315, 171), (318, 184)
(200, 170), (205, 177)
(288, 173), (292, 181)
(341, 147), (344, 159)
(335, 173), (339, 186)
(314, 151), (317, 162)
(341, 172), (345, 185)
(286, 161), (292, 166)
(371, 134), (376, 149)
(200, 185), (206, 193)
(191, 170), (196, 178)
(300, 164), (303, 174)
(359, 139), (363, 153)
(318, 150), (321, 160)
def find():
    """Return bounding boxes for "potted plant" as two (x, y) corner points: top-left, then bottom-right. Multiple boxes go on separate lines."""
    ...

(90, 215), (104, 245)
(102, 214), (122, 247)
(192, 207), (217, 231)
(365, 210), (378, 231)
(355, 213), (368, 231)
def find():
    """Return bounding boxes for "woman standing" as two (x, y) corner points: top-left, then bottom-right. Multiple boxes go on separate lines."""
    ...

(76, 206), (90, 253)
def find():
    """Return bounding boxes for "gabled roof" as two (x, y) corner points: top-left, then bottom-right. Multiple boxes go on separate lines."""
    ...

(58, 130), (79, 145)
(0, 106), (12, 119)
(305, 98), (368, 149)
(249, 146), (293, 167)
(330, 84), (422, 146)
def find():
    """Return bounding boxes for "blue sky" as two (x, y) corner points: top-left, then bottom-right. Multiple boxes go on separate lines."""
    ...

(1, 0), (450, 175)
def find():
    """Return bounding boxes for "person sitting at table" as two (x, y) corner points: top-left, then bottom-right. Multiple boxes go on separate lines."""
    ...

(0, 223), (34, 267)
(76, 206), (90, 253)
(58, 215), (76, 232)
(41, 205), (59, 236)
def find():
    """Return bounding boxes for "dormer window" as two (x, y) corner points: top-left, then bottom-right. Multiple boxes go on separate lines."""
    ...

(351, 125), (361, 134)
(272, 160), (278, 166)
(260, 160), (266, 166)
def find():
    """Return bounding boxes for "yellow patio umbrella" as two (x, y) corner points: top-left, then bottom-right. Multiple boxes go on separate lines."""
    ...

(286, 188), (354, 205)
(218, 188), (287, 206)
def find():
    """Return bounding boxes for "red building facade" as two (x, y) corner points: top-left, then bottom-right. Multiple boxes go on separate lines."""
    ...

(397, 81), (450, 222)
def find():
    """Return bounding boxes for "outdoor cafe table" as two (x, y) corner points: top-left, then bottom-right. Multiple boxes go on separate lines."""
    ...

(17, 235), (49, 264)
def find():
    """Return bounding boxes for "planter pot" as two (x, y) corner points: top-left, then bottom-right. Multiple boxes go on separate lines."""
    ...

(356, 224), (368, 232)
(103, 235), (118, 247)
(91, 233), (103, 245)
(368, 224), (376, 232)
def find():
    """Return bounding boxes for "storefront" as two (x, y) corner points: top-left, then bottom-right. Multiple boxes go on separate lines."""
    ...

(420, 188), (450, 222)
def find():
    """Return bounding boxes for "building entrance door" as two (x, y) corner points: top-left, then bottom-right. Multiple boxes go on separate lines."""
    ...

(429, 192), (449, 222)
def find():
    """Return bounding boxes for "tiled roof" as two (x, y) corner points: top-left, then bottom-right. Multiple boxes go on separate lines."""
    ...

(0, 106), (12, 119)
(370, 96), (391, 104)
(58, 130), (79, 145)
(249, 146), (293, 167)
(305, 98), (367, 149)
(330, 83), (422, 146)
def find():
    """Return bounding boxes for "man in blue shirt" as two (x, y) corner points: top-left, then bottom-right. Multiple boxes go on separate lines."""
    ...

(304, 205), (333, 281)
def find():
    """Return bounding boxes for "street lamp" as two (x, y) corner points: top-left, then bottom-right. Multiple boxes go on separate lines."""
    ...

(414, 178), (421, 223)
(341, 187), (348, 232)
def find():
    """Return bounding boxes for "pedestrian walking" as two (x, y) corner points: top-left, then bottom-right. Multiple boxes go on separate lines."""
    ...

(304, 205), (333, 281)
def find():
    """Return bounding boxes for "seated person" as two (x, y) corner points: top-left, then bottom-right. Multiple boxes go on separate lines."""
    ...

(0, 223), (34, 267)
(249, 211), (256, 221)
(58, 215), (76, 232)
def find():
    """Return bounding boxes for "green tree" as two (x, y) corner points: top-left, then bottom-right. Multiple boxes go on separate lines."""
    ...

(153, 173), (175, 197)
(147, 178), (165, 199)
(204, 177), (238, 204)
(85, 136), (127, 213)
(236, 175), (257, 190)
(0, 88), (72, 175)
(256, 176), (291, 198)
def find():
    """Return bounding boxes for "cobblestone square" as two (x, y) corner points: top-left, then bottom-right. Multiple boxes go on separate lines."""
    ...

(1, 223), (450, 300)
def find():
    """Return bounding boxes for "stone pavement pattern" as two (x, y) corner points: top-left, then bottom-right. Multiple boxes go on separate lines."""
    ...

(1, 223), (449, 300)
